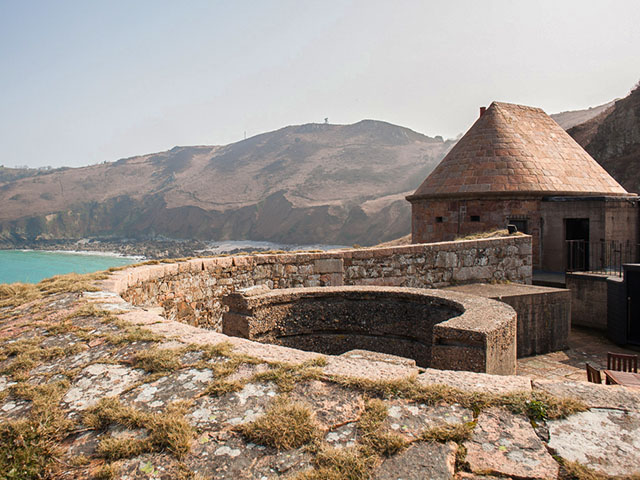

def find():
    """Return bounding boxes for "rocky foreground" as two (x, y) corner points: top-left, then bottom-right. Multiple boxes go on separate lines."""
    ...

(1, 272), (640, 479)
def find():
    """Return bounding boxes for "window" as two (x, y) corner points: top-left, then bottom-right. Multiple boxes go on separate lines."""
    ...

(470, 215), (480, 222)
(508, 219), (529, 234)
(435, 216), (443, 223)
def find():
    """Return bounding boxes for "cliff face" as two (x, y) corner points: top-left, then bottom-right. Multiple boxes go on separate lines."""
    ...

(568, 84), (640, 194)
(0, 120), (453, 246)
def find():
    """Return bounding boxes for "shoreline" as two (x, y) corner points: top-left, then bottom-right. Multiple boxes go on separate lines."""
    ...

(0, 238), (349, 260)
(9, 248), (145, 261)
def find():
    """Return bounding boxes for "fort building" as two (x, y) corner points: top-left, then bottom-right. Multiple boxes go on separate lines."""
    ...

(407, 102), (639, 272)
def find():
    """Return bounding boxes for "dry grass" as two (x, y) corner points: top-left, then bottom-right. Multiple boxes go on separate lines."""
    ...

(94, 462), (121, 480)
(0, 337), (69, 379)
(84, 398), (194, 460)
(105, 325), (163, 345)
(202, 378), (246, 397)
(0, 271), (109, 309)
(557, 458), (640, 480)
(420, 421), (476, 443)
(252, 357), (327, 392)
(456, 228), (525, 241)
(357, 399), (408, 456)
(331, 375), (587, 421)
(0, 283), (41, 308)
(66, 303), (114, 320)
(294, 446), (377, 480)
(0, 380), (72, 480)
(38, 272), (108, 295)
(238, 396), (319, 450)
(133, 347), (182, 373)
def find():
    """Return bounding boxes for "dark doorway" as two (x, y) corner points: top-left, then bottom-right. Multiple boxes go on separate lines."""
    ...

(628, 269), (640, 345)
(566, 218), (590, 270)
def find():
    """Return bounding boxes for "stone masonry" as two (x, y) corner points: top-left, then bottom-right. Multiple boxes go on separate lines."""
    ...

(121, 235), (532, 331)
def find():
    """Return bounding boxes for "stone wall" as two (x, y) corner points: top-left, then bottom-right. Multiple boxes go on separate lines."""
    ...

(410, 196), (542, 267)
(115, 235), (532, 331)
(222, 286), (517, 374)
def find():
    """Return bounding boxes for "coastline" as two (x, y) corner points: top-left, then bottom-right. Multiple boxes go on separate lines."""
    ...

(1, 237), (349, 261)
(13, 248), (145, 261)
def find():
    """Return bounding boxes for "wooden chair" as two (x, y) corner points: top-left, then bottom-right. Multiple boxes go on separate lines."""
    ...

(607, 352), (638, 373)
(586, 363), (602, 384)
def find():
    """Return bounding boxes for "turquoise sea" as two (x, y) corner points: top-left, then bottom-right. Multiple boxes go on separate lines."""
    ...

(0, 250), (138, 284)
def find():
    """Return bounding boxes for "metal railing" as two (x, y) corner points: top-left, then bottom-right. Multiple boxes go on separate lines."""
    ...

(566, 240), (640, 276)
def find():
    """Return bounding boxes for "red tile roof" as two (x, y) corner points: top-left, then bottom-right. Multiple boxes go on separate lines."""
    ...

(408, 102), (628, 199)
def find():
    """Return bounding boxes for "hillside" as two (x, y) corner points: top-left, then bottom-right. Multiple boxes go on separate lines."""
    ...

(0, 120), (453, 246)
(550, 100), (615, 130)
(567, 83), (640, 193)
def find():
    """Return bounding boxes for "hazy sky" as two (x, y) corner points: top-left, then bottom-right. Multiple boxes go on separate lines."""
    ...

(1, 0), (639, 168)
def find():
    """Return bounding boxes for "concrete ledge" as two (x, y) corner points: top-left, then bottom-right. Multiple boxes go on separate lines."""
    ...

(446, 283), (570, 357)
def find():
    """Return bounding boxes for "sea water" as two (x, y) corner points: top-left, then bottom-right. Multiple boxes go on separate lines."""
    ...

(0, 250), (139, 284)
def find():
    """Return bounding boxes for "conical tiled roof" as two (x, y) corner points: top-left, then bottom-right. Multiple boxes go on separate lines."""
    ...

(408, 102), (628, 199)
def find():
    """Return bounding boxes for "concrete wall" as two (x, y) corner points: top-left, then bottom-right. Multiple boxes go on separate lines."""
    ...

(114, 235), (532, 331)
(223, 286), (517, 375)
(446, 283), (570, 357)
(565, 272), (609, 330)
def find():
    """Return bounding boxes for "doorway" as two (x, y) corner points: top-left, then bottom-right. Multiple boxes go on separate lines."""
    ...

(628, 269), (640, 345)
(566, 218), (590, 271)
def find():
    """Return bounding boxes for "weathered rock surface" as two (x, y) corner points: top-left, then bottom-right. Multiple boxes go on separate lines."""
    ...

(62, 363), (146, 412)
(1, 262), (639, 479)
(548, 408), (640, 476)
(464, 408), (559, 479)
(418, 368), (531, 394)
(383, 400), (473, 441)
(534, 379), (640, 412)
(374, 441), (457, 480)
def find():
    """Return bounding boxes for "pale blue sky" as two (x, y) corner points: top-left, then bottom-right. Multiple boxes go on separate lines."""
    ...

(1, 0), (639, 168)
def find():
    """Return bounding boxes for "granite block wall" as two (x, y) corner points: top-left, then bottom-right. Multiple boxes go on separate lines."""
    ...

(117, 235), (532, 331)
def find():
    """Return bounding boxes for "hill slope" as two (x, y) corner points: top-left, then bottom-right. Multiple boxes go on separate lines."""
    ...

(0, 120), (453, 246)
(550, 100), (615, 130)
(567, 84), (640, 194)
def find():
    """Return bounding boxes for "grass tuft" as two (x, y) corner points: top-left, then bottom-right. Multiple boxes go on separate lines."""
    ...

(252, 358), (325, 392)
(133, 347), (182, 373)
(358, 399), (408, 456)
(94, 462), (121, 480)
(203, 378), (246, 397)
(0, 380), (72, 479)
(84, 398), (194, 460)
(238, 396), (319, 450)
(420, 421), (476, 443)
(105, 325), (163, 345)
(0, 339), (68, 380)
(294, 446), (377, 480)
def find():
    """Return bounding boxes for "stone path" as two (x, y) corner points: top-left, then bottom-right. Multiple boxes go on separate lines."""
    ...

(518, 327), (640, 382)
(0, 277), (639, 479)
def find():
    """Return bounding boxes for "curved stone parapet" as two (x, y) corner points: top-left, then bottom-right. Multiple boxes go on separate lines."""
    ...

(222, 286), (517, 375)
